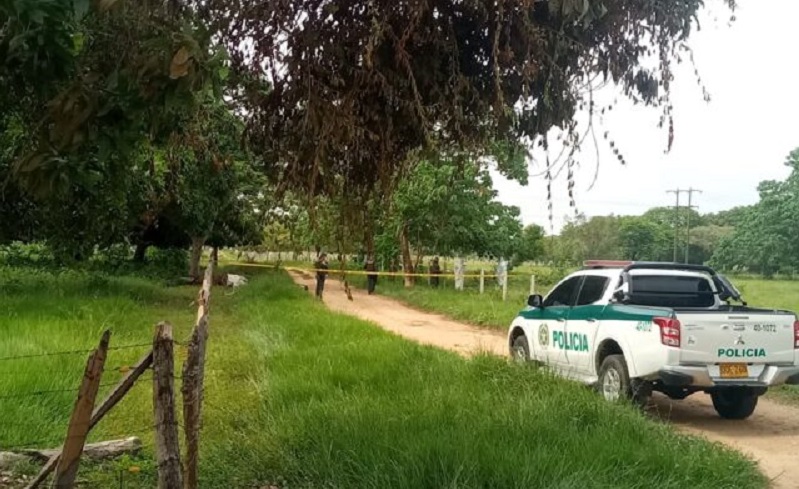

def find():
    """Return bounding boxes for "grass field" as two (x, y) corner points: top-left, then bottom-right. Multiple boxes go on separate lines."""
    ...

(370, 273), (550, 330)
(0, 265), (767, 488)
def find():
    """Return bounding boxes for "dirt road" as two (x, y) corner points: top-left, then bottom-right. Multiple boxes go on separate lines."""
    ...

(289, 270), (799, 488)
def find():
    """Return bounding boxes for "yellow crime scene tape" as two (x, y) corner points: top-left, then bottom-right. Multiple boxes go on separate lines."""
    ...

(228, 262), (527, 279)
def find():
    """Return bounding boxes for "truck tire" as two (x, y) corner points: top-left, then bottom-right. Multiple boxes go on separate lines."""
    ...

(597, 354), (650, 407)
(711, 388), (759, 420)
(511, 334), (530, 363)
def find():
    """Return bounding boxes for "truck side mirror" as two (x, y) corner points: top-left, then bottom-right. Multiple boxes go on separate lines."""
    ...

(527, 294), (543, 308)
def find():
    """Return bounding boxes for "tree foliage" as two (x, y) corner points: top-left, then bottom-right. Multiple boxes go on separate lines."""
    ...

(1, 1), (262, 272)
(711, 149), (799, 276)
(1, 0), (741, 275)
(205, 0), (735, 217)
(387, 158), (524, 260)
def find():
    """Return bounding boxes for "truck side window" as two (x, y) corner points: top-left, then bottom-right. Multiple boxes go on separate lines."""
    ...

(543, 276), (583, 307)
(575, 276), (609, 306)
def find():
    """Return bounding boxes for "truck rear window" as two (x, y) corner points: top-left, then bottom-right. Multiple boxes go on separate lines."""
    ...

(628, 275), (715, 308)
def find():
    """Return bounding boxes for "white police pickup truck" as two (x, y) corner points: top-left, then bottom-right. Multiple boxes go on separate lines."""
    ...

(508, 261), (799, 419)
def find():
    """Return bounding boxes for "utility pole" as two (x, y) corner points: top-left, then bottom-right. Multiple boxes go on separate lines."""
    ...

(666, 189), (684, 262)
(684, 187), (702, 263)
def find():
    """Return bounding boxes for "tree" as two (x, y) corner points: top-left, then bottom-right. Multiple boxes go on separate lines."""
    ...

(512, 224), (545, 265)
(618, 216), (670, 261)
(165, 99), (262, 279)
(385, 158), (524, 280)
(205, 0), (734, 238)
(553, 214), (623, 263)
(703, 207), (751, 227)
(643, 206), (704, 232)
(1, 0), (247, 270)
(711, 148), (799, 276)
(688, 225), (734, 264)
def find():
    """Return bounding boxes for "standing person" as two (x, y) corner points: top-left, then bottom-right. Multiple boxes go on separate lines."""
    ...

(365, 256), (378, 295)
(430, 257), (442, 288)
(314, 253), (329, 300)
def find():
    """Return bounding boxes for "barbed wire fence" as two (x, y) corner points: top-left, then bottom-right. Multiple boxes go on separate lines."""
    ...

(0, 258), (216, 489)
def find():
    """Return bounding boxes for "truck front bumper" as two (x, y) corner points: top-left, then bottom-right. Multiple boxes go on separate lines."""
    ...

(655, 364), (799, 388)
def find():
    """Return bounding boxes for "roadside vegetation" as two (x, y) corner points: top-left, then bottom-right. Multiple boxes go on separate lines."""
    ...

(0, 264), (767, 488)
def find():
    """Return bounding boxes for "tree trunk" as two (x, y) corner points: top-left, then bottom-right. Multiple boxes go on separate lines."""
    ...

(399, 223), (414, 288)
(364, 224), (375, 258)
(189, 236), (206, 281)
(414, 247), (424, 272)
(133, 243), (148, 263)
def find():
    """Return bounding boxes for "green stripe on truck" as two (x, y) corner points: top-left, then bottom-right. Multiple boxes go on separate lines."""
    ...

(518, 304), (673, 322)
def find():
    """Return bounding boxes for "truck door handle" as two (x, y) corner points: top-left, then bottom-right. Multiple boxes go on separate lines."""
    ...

(556, 318), (565, 322)
(587, 318), (597, 323)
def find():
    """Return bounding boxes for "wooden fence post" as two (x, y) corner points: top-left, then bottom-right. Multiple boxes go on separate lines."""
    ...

(454, 257), (464, 291)
(479, 270), (485, 294)
(27, 350), (153, 489)
(153, 322), (182, 489)
(502, 272), (508, 302)
(181, 262), (214, 489)
(51, 330), (110, 489)
(530, 275), (536, 295)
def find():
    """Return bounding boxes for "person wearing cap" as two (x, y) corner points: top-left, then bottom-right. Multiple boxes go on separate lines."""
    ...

(314, 253), (329, 299)
(364, 255), (378, 295)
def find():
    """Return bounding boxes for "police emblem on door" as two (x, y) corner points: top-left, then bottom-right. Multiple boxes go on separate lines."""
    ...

(539, 323), (549, 348)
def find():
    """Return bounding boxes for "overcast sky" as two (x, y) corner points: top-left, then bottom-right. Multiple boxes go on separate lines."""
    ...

(493, 0), (799, 234)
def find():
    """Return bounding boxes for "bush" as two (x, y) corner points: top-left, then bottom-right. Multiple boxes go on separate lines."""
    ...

(0, 242), (54, 267)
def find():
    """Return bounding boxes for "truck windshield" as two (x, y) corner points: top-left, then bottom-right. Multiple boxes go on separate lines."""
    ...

(628, 275), (715, 308)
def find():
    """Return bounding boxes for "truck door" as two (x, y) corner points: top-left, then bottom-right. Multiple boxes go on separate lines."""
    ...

(529, 276), (583, 367)
(564, 275), (610, 377)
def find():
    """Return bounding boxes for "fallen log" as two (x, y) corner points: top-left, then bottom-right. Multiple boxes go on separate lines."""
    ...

(18, 437), (141, 463)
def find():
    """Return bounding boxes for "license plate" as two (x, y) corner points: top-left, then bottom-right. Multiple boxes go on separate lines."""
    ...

(719, 363), (749, 378)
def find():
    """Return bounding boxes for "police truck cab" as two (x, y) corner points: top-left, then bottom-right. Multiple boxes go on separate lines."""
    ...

(508, 261), (799, 419)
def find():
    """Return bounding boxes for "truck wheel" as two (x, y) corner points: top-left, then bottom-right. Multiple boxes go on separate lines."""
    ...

(511, 335), (530, 363)
(711, 388), (759, 420)
(597, 354), (650, 407)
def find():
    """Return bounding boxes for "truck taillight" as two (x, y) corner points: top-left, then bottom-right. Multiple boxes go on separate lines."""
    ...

(794, 319), (799, 349)
(654, 317), (681, 347)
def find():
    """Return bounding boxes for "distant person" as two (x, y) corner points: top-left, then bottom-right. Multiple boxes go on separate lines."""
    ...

(314, 253), (329, 300)
(364, 256), (378, 295)
(430, 257), (442, 288)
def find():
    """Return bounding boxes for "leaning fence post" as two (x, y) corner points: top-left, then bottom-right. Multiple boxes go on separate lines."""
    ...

(182, 262), (213, 489)
(153, 322), (182, 489)
(27, 349), (153, 489)
(50, 330), (110, 489)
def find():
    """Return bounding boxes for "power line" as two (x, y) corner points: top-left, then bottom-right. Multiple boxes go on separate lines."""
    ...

(684, 187), (702, 263)
(666, 189), (683, 262)
(666, 187), (702, 263)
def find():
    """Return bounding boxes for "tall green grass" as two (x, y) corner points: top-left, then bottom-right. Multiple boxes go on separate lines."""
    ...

(0, 265), (765, 488)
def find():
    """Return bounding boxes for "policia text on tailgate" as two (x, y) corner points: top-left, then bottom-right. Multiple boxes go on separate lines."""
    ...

(508, 261), (799, 419)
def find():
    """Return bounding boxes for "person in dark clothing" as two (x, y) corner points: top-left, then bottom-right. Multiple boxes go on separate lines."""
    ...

(315, 253), (329, 300)
(430, 257), (442, 287)
(364, 256), (378, 294)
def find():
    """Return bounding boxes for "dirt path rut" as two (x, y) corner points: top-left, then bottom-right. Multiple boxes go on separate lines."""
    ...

(289, 270), (799, 488)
